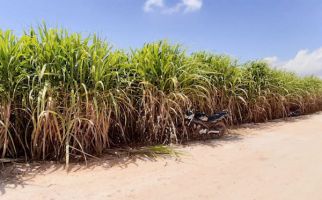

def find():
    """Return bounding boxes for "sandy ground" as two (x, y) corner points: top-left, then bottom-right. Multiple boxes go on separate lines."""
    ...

(1, 113), (322, 200)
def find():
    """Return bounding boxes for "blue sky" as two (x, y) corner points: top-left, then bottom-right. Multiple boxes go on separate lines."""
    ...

(1, 0), (322, 75)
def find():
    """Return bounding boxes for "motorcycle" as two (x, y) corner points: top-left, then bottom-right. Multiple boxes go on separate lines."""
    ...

(184, 110), (229, 139)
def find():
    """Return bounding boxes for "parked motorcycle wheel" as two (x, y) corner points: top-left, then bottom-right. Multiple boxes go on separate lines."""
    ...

(208, 121), (227, 139)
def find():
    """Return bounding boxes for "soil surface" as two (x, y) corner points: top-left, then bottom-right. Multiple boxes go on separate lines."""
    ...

(1, 113), (322, 200)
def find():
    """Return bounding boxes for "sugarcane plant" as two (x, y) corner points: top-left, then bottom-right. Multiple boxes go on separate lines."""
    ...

(0, 25), (322, 164)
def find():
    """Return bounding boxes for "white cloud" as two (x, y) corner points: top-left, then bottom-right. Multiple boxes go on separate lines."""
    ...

(144, 0), (164, 12)
(264, 48), (322, 77)
(263, 56), (279, 65)
(143, 0), (203, 14)
(182, 0), (202, 12)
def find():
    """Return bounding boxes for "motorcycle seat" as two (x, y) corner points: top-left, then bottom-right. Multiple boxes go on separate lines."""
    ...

(208, 111), (229, 122)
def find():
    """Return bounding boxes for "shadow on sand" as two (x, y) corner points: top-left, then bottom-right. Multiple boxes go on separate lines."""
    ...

(0, 149), (172, 195)
(231, 112), (319, 131)
(1, 112), (320, 195)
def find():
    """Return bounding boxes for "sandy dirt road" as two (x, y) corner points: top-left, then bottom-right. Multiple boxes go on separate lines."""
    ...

(1, 113), (322, 200)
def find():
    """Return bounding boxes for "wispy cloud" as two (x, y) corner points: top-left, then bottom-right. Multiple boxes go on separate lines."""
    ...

(143, 0), (203, 14)
(264, 47), (322, 77)
(144, 0), (164, 12)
